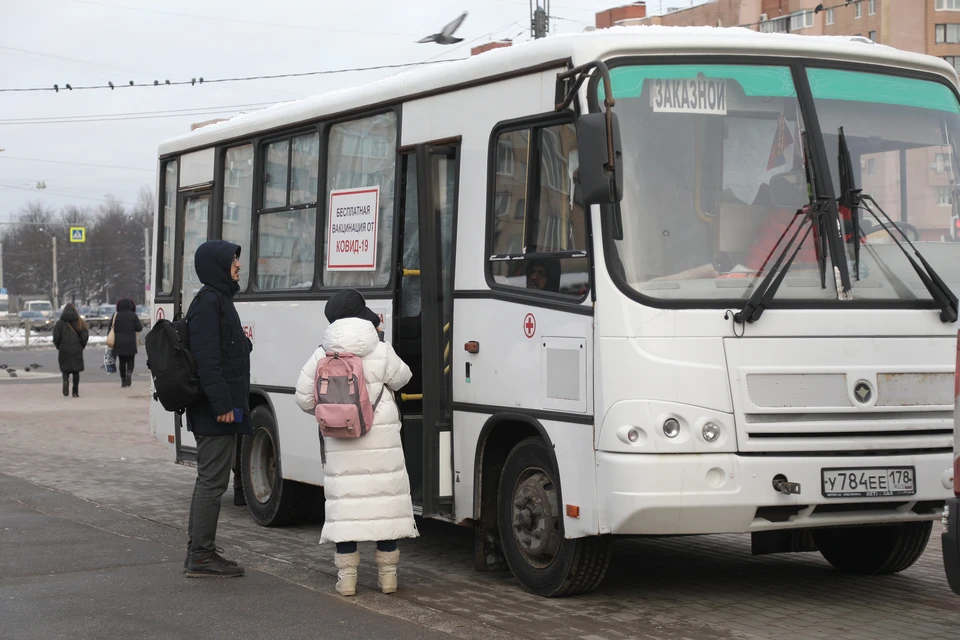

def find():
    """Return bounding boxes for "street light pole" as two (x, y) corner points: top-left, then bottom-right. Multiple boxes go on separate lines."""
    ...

(52, 235), (58, 307)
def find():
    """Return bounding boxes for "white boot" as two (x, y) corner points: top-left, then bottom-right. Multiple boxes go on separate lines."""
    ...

(375, 549), (399, 594)
(334, 551), (360, 596)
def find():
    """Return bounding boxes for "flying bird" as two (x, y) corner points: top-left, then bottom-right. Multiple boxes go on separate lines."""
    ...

(418, 11), (467, 45)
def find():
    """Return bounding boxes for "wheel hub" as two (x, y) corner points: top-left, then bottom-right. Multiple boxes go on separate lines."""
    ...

(511, 470), (561, 567)
(250, 429), (275, 504)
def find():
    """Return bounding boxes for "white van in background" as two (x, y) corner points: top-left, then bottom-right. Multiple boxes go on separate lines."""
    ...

(23, 300), (54, 319)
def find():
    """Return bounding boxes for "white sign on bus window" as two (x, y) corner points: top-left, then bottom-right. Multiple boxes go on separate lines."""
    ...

(650, 77), (727, 115)
(326, 186), (379, 271)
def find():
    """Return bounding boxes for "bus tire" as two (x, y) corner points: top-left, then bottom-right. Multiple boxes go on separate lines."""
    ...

(813, 521), (933, 575)
(497, 437), (611, 597)
(241, 406), (311, 527)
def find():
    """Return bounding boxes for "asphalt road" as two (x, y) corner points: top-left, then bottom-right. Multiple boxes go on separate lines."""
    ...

(0, 474), (466, 640)
(0, 345), (150, 386)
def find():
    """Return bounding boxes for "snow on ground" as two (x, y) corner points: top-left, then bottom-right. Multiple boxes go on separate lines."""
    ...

(0, 328), (108, 349)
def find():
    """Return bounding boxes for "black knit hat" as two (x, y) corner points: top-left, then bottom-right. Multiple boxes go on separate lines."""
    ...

(324, 288), (381, 328)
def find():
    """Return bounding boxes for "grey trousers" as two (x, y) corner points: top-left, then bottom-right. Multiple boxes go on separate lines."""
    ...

(187, 434), (236, 558)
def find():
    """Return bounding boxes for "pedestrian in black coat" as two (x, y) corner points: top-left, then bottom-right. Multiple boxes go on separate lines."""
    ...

(112, 298), (143, 387)
(183, 239), (252, 578)
(52, 303), (89, 398)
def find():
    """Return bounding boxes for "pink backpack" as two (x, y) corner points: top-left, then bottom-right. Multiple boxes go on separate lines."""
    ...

(313, 351), (383, 463)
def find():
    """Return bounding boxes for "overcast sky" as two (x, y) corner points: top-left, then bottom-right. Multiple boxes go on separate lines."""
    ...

(0, 0), (709, 222)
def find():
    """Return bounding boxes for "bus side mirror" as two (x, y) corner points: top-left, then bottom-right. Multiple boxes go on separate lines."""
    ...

(576, 112), (623, 206)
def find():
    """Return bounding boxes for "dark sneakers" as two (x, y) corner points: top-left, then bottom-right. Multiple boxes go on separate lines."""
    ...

(184, 551), (244, 578)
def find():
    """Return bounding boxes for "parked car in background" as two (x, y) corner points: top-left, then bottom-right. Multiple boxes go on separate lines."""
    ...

(18, 310), (52, 331)
(88, 303), (117, 329)
(136, 304), (151, 329)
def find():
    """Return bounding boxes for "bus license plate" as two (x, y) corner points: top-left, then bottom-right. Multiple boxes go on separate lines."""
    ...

(821, 467), (916, 498)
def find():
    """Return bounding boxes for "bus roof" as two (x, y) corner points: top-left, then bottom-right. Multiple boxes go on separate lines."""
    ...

(158, 25), (959, 156)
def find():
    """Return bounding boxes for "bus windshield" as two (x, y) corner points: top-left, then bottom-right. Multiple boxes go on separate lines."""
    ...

(809, 67), (960, 301)
(604, 62), (960, 303)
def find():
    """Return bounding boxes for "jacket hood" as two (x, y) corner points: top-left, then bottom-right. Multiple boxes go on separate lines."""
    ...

(322, 318), (379, 358)
(195, 240), (241, 296)
(60, 305), (79, 322)
(117, 298), (136, 312)
(324, 288), (381, 328)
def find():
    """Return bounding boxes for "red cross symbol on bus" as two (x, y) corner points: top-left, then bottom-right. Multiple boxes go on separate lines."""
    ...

(523, 313), (536, 339)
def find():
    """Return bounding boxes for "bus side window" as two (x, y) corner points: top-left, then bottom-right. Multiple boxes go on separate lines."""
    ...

(489, 122), (589, 298)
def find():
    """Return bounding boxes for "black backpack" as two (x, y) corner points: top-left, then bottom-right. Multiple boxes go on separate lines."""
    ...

(145, 289), (225, 414)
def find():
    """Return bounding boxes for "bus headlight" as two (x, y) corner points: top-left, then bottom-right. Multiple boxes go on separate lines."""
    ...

(663, 418), (681, 438)
(702, 422), (721, 443)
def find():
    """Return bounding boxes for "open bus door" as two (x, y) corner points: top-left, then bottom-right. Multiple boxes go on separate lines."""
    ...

(171, 189), (212, 464)
(395, 142), (459, 519)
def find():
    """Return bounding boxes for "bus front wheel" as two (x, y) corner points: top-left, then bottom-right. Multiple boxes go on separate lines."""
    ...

(497, 437), (611, 597)
(813, 521), (932, 575)
(241, 406), (313, 527)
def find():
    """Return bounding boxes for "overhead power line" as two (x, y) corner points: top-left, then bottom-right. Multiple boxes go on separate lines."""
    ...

(0, 183), (136, 206)
(0, 58), (468, 94)
(0, 102), (275, 123)
(0, 155), (153, 172)
(0, 102), (279, 126)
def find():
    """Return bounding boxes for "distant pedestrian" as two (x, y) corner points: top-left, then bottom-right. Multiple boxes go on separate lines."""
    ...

(52, 303), (89, 398)
(294, 288), (417, 597)
(183, 240), (252, 579)
(112, 298), (143, 388)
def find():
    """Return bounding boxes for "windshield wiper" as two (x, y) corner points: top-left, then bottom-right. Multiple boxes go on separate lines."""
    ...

(837, 127), (862, 280)
(836, 126), (958, 322)
(734, 132), (831, 325)
(734, 196), (831, 324)
(856, 194), (959, 322)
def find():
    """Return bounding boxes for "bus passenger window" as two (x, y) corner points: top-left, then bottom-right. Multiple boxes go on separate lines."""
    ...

(489, 122), (589, 298)
(322, 112), (397, 289)
(255, 128), (319, 291)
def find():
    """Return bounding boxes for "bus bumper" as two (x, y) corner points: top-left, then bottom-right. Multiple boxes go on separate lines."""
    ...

(596, 451), (953, 536)
(944, 497), (960, 596)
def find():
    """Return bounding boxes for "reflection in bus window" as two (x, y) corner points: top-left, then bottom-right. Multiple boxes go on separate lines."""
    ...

(182, 194), (209, 301)
(256, 209), (316, 290)
(605, 64), (829, 300)
(222, 145), (254, 291)
(263, 139), (289, 209)
(290, 132), (320, 206)
(490, 123), (588, 297)
(809, 67), (960, 301)
(323, 112), (397, 289)
(160, 160), (177, 294)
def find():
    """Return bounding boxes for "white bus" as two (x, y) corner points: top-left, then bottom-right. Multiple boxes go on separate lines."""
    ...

(151, 27), (960, 596)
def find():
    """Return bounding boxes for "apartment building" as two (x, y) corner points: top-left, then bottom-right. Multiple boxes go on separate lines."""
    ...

(608, 1), (960, 71)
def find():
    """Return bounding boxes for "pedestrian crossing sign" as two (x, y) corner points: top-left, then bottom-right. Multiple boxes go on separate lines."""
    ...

(70, 227), (85, 243)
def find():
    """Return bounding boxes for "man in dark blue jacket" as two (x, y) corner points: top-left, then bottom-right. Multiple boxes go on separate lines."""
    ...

(184, 240), (252, 578)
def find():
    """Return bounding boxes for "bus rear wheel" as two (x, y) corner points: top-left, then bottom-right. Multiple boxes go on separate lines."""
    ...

(241, 406), (313, 527)
(813, 521), (933, 575)
(497, 437), (611, 597)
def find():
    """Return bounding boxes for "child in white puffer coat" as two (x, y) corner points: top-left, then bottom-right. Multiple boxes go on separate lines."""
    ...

(294, 288), (416, 596)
